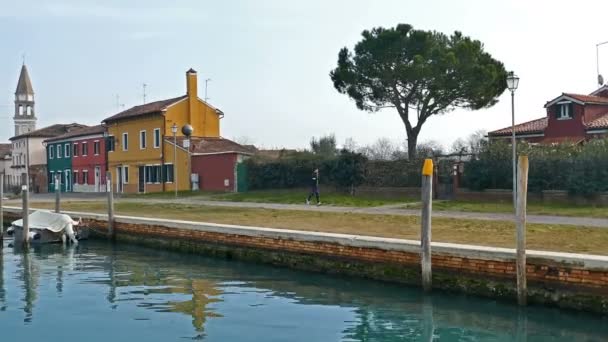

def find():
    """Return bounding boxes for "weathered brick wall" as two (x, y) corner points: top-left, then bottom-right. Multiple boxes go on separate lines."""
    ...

(4, 208), (608, 313)
(78, 217), (608, 292)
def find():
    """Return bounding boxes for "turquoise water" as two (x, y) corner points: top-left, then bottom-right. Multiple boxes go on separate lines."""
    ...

(0, 240), (607, 341)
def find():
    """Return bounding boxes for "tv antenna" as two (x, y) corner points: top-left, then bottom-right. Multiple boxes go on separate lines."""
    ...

(596, 41), (608, 86)
(143, 83), (147, 104)
(204, 78), (211, 102)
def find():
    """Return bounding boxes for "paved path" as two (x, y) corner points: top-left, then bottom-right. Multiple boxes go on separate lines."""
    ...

(11, 193), (608, 228)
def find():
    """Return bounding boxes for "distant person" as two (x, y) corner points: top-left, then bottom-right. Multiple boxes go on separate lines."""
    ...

(306, 168), (321, 206)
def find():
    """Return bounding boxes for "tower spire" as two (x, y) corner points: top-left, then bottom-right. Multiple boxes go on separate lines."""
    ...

(13, 63), (37, 136)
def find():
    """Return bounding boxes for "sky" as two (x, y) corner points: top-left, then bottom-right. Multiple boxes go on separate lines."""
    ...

(1, 0), (607, 150)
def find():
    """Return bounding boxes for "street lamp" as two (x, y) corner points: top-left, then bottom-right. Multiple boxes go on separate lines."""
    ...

(506, 71), (520, 211)
(182, 124), (193, 191)
(171, 123), (178, 198)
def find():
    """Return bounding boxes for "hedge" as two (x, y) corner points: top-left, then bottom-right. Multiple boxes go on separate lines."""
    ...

(463, 139), (608, 196)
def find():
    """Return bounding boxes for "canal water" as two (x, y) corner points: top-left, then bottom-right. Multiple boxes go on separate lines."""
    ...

(0, 240), (607, 341)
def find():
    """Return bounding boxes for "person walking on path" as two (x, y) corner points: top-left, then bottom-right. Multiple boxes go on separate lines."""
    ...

(306, 168), (321, 206)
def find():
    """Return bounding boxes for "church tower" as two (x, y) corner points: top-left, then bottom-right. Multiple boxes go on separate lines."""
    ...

(14, 64), (37, 136)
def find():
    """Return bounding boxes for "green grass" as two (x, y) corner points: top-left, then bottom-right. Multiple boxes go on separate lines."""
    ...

(404, 200), (608, 218)
(27, 200), (608, 255)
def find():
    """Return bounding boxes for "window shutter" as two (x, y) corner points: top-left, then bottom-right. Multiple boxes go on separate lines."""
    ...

(569, 103), (574, 118)
(555, 105), (561, 119)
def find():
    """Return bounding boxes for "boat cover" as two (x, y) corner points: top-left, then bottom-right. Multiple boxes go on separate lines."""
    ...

(11, 211), (75, 233)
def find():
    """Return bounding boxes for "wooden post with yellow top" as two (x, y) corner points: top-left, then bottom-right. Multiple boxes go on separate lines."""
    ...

(516, 155), (529, 306)
(421, 158), (433, 292)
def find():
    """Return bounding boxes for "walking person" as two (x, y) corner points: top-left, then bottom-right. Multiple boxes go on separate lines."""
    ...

(306, 168), (321, 206)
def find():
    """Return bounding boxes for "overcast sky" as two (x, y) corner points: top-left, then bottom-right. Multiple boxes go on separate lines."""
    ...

(1, 0), (607, 150)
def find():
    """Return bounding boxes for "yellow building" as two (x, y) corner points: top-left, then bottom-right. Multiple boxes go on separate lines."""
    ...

(102, 69), (223, 193)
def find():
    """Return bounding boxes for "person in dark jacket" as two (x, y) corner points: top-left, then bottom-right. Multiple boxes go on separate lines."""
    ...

(306, 168), (321, 205)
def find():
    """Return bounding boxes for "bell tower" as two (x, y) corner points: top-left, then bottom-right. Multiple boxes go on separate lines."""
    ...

(14, 64), (37, 136)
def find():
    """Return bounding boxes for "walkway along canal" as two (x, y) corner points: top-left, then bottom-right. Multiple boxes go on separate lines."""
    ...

(3, 206), (608, 316)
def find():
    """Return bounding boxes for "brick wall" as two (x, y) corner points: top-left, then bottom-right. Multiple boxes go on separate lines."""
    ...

(4, 208), (608, 313)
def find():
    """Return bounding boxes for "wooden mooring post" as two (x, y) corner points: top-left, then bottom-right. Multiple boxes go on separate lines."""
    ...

(516, 155), (529, 306)
(421, 158), (434, 292)
(21, 173), (29, 248)
(55, 173), (61, 213)
(107, 171), (114, 240)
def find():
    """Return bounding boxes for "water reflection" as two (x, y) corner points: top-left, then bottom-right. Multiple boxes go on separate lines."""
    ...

(1, 241), (608, 341)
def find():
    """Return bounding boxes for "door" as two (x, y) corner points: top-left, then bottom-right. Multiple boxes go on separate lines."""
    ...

(64, 170), (71, 192)
(116, 166), (123, 193)
(94, 166), (100, 192)
(236, 163), (248, 192)
(138, 166), (145, 193)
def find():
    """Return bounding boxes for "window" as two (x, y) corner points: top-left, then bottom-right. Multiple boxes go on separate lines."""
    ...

(145, 165), (162, 184)
(94, 140), (100, 155)
(123, 166), (129, 183)
(82, 142), (88, 156)
(82, 170), (89, 185)
(73, 143), (78, 157)
(57, 144), (62, 159)
(18, 105), (23, 115)
(154, 128), (161, 148)
(140, 130), (147, 149)
(26, 106), (32, 115)
(163, 164), (174, 183)
(65, 143), (70, 157)
(107, 136), (115, 152)
(49, 171), (54, 185)
(73, 171), (78, 185)
(49, 147), (54, 159)
(122, 133), (129, 151)
(557, 102), (573, 120)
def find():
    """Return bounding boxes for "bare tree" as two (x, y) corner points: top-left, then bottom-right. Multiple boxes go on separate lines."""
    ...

(359, 138), (398, 160)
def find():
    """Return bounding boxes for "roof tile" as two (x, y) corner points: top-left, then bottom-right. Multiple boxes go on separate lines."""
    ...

(10, 123), (89, 141)
(102, 95), (187, 123)
(488, 117), (547, 136)
(44, 125), (106, 142)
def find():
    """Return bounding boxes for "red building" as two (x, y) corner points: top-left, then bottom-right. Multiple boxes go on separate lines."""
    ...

(167, 137), (253, 192)
(488, 85), (608, 143)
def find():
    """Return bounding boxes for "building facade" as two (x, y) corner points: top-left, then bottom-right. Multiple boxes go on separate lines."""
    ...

(45, 125), (107, 193)
(102, 68), (223, 193)
(488, 86), (608, 143)
(9, 124), (87, 192)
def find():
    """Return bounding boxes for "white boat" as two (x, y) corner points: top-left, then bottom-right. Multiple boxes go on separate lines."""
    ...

(6, 211), (89, 244)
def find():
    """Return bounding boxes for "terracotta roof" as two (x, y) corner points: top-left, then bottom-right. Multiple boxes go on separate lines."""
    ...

(540, 136), (585, 145)
(563, 93), (608, 104)
(15, 64), (34, 95)
(585, 113), (608, 129)
(0, 143), (11, 159)
(166, 136), (255, 155)
(44, 125), (106, 143)
(488, 117), (547, 136)
(102, 95), (187, 123)
(10, 123), (89, 141)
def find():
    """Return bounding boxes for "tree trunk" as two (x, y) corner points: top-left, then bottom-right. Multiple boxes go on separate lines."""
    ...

(407, 133), (419, 160)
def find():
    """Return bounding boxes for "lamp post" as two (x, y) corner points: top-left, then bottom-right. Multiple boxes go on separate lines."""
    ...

(182, 124), (193, 191)
(171, 123), (178, 198)
(506, 71), (520, 212)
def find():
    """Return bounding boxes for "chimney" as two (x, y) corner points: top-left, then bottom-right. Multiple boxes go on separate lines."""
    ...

(186, 68), (198, 98)
(186, 68), (198, 127)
